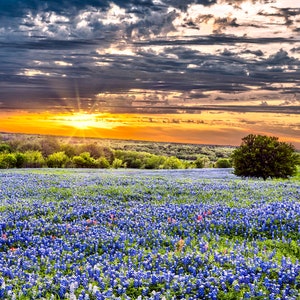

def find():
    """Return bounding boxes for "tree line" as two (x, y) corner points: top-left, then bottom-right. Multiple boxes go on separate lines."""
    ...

(0, 136), (231, 169)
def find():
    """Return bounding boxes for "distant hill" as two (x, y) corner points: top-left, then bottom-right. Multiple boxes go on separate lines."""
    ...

(0, 132), (235, 163)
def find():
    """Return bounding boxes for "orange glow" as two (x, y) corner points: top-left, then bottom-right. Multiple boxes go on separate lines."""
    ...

(0, 110), (299, 149)
(53, 113), (121, 130)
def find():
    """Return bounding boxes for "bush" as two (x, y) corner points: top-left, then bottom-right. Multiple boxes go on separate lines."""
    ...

(97, 157), (110, 169)
(144, 155), (166, 169)
(79, 143), (103, 158)
(23, 151), (46, 168)
(0, 153), (17, 168)
(14, 152), (26, 168)
(72, 152), (98, 168)
(0, 143), (11, 153)
(40, 138), (60, 156)
(114, 150), (151, 168)
(112, 158), (124, 169)
(47, 152), (69, 168)
(194, 155), (211, 168)
(60, 144), (77, 158)
(215, 158), (232, 168)
(161, 156), (185, 169)
(231, 134), (298, 180)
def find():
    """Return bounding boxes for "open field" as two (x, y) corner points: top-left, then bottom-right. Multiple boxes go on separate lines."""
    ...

(0, 169), (299, 299)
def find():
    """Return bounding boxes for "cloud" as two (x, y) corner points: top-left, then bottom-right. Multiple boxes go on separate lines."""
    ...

(0, 0), (299, 115)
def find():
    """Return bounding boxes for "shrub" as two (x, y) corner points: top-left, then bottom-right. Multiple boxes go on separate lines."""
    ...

(0, 153), (17, 168)
(231, 134), (298, 180)
(144, 155), (166, 169)
(47, 152), (69, 168)
(79, 143), (103, 158)
(60, 144), (77, 158)
(194, 155), (211, 168)
(97, 157), (110, 169)
(14, 152), (26, 168)
(215, 158), (232, 168)
(0, 143), (11, 153)
(161, 156), (185, 169)
(23, 151), (46, 168)
(40, 138), (60, 156)
(72, 152), (98, 168)
(112, 158), (124, 169)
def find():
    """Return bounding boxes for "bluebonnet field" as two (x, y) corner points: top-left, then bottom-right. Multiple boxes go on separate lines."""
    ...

(0, 168), (299, 299)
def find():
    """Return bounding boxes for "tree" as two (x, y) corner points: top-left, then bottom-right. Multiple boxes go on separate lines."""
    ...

(97, 157), (110, 169)
(23, 151), (46, 168)
(161, 156), (185, 169)
(0, 143), (11, 153)
(194, 156), (210, 168)
(112, 158), (124, 169)
(40, 138), (60, 156)
(79, 143), (102, 158)
(72, 152), (98, 168)
(47, 152), (69, 168)
(231, 134), (298, 180)
(0, 153), (17, 168)
(215, 158), (232, 168)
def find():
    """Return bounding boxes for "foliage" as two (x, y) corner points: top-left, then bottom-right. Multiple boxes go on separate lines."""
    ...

(0, 143), (11, 153)
(79, 143), (103, 158)
(72, 152), (99, 168)
(194, 156), (208, 168)
(232, 134), (298, 180)
(23, 150), (46, 168)
(14, 152), (26, 168)
(161, 156), (185, 169)
(0, 153), (17, 168)
(97, 157), (110, 169)
(144, 155), (166, 169)
(40, 138), (61, 156)
(59, 143), (77, 158)
(215, 158), (232, 168)
(114, 150), (151, 168)
(112, 158), (124, 168)
(47, 152), (69, 168)
(1, 132), (298, 171)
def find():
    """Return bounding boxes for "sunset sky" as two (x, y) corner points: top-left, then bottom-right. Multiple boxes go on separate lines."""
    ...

(0, 0), (299, 148)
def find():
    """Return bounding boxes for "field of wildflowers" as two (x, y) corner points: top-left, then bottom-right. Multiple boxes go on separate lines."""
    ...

(0, 168), (299, 299)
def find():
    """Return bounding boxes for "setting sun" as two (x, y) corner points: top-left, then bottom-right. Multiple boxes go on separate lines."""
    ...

(54, 113), (120, 130)
(57, 113), (100, 130)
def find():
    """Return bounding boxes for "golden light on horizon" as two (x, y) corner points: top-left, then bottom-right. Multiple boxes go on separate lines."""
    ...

(0, 110), (299, 149)
(54, 113), (113, 130)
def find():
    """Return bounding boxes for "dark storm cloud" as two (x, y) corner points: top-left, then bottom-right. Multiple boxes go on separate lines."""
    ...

(133, 35), (294, 46)
(258, 7), (300, 26)
(0, 0), (155, 17)
(0, 0), (299, 114)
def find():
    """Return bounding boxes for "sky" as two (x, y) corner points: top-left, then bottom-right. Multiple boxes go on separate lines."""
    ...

(0, 0), (299, 148)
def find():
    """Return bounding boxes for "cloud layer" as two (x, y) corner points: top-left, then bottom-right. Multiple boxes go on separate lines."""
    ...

(0, 0), (299, 114)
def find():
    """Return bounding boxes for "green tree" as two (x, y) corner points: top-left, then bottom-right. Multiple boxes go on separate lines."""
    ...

(112, 158), (124, 169)
(79, 143), (102, 158)
(0, 153), (17, 168)
(72, 152), (98, 168)
(161, 156), (185, 169)
(40, 138), (60, 156)
(97, 157), (110, 169)
(231, 134), (298, 180)
(0, 143), (11, 153)
(23, 151), (46, 168)
(144, 155), (166, 169)
(215, 158), (232, 168)
(14, 152), (26, 168)
(47, 152), (69, 168)
(60, 143), (77, 158)
(193, 156), (210, 168)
